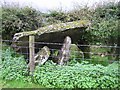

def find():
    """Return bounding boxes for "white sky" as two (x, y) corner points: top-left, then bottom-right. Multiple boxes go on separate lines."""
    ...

(1, 0), (119, 12)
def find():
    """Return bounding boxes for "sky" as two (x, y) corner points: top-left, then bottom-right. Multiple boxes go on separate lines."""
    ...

(1, 0), (119, 12)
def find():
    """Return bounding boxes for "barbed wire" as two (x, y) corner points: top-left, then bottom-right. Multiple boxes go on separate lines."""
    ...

(2, 39), (120, 48)
(2, 44), (120, 56)
(2, 39), (120, 63)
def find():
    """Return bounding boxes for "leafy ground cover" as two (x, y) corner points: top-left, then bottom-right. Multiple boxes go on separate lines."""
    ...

(0, 80), (44, 88)
(1, 2), (119, 88)
(0, 47), (119, 88)
(34, 61), (119, 88)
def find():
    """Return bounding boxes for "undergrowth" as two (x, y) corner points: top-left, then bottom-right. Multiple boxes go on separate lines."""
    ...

(0, 47), (27, 81)
(0, 47), (119, 88)
(34, 61), (119, 88)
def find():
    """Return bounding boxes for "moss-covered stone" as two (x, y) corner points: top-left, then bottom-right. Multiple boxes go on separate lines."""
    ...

(12, 20), (91, 59)
(70, 44), (84, 61)
(13, 20), (90, 41)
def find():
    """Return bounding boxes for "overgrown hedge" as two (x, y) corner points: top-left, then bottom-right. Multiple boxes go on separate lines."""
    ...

(1, 47), (119, 88)
(2, 5), (44, 40)
(2, 2), (120, 50)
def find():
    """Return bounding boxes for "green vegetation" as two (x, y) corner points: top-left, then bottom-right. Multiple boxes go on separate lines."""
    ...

(1, 47), (27, 81)
(0, 46), (119, 88)
(2, 2), (120, 59)
(0, 80), (44, 88)
(0, 45), (44, 88)
(1, 1), (120, 89)
(2, 5), (44, 40)
(35, 61), (119, 88)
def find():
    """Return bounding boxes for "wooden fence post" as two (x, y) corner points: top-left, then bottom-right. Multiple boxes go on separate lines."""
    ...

(28, 35), (35, 75)
(0, 35), (2, 62)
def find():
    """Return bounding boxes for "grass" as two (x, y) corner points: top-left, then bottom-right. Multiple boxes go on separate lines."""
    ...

(90, 56), (109, 66)
(0, 79), (44, 88)
(89, 46), (114, 66)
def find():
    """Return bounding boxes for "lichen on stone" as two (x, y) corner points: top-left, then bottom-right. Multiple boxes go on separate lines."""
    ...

(13, 20), (90, 41)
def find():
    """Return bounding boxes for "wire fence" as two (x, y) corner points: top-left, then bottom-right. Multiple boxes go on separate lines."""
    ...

(2, 39), (120, 65)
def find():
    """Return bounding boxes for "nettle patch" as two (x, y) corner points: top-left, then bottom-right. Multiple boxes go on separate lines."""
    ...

(1, 47), (27, 81)
(1, 47), (119, 88)
(33, 61), (119, 88)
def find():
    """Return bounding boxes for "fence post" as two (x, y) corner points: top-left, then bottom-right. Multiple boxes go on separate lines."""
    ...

(0, 35), (2, 63)
(28, 35), (35, 75)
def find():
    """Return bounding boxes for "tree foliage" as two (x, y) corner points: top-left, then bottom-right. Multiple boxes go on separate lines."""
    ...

(2, 2), (120, 59)
(43, 2), (119, 46)
(90, 3), (119, 45)
(2, 5), (44, 40)
(2, 2), (119, 44)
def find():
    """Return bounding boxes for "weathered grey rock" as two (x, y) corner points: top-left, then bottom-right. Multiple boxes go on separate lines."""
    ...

(13, 20), (90, 41)
(12, 20), (91, 60)
(70, 44), (84, 61)
(34, 46), (50, 65)
(57, 36), (71, 65)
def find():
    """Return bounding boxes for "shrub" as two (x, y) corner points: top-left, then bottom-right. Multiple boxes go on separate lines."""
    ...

(70, 44), (84, 61)
(2, 4), (44, 40)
